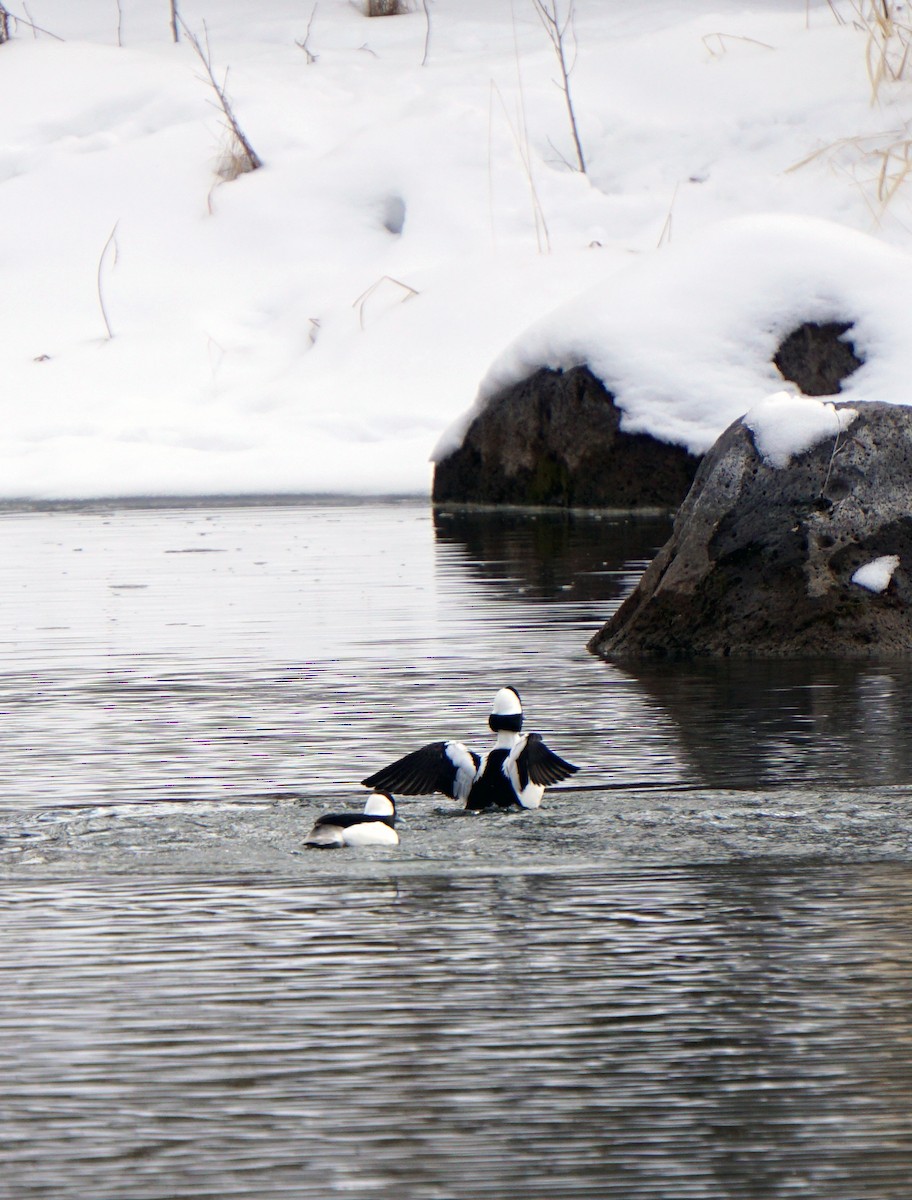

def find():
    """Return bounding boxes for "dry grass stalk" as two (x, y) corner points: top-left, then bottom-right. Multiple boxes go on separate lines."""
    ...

(352, 276), (418, 329)
(701, 31), (775, 56)
(788, 127), (912, 216)
(0, 5), (10, 44)
(843, 1), (912, 100)
(657, 182), (678, 247)
(491, 79), (551, 254)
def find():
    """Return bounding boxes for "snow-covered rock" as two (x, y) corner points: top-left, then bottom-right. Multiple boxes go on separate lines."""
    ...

(431, 365), (701, 509)
(589, 399), (912, 658)
(435, 214), (888, 508)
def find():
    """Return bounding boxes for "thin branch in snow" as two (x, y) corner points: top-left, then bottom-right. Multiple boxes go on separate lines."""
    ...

(15, 4), (65, 40)
(296, 4), (319, 63)
(421, 0), (432, 66)
(170, 0), (179, 44)
(531, 0), (587, 175)
(545, 135), (576, 172)
(0, 4), (11, 43)
(97, 222), (119, 341)
(180, 18), (263, 180)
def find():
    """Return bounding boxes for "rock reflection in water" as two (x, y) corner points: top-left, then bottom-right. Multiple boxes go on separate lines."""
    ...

(434, 507), (912, 791)
(613, 658), (912, 789)
(433, 505), (672, 605)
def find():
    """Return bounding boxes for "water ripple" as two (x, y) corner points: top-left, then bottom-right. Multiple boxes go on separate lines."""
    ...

(1, 501), (912, 1199)
(2, 868), (912, 1199)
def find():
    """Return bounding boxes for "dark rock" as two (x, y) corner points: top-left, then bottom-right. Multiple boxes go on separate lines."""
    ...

(432, 366), (701, 509)
(588, 400), (912, 659)
(774, 320), (863, 396)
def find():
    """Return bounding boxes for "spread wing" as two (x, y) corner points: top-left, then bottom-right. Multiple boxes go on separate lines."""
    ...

(511, 732), (579, 791)
(362, 740), (480, 801)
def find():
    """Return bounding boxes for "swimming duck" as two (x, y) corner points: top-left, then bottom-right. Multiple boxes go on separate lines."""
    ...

(305, 792), (399, 849)
(361, 687), (578, 811)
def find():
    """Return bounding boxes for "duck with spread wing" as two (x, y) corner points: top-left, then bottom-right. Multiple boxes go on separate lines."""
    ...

(361, 687), (578, 811)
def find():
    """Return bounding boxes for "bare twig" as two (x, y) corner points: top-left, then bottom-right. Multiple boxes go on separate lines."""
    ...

(826, 0), (847, 23)
(170, 0), (179, 43)
(545, 135), (576, 171)
(180, 18), (263, 177)
(16, 4), (65, 40)
(97, 222), (119, 340)
(531, 0), (586, 175)
(114, 0), (123, 47)
(296, 3), (319, 63)
(0, 4), (11, 43)
(421, 0), (431, 65)
(820, 414), (853, 501)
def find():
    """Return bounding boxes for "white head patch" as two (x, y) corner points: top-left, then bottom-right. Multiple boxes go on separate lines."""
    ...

(491, 687), (522, 716)
(363, 792), (395, 817)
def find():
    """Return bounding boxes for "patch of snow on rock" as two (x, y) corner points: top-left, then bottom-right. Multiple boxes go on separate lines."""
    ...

(742, 391), (857, 469)
(852, 555), (900, 594)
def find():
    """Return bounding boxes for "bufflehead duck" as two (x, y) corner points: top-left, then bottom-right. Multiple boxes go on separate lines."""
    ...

(305, 792), (399, 849)
(361, 687), (578, 811)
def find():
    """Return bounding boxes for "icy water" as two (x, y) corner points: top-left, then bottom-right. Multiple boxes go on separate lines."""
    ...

(3, 499), (912, 1199)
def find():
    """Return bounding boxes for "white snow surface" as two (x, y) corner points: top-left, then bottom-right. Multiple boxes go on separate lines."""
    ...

(4, 1), (912, 498)
(852, 555), (901, 593)
(743, 391), (857, 469)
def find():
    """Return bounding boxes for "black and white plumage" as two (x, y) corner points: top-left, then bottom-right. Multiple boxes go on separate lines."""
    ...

(305, 792), (399, 849)
(361, 687), (578, 811)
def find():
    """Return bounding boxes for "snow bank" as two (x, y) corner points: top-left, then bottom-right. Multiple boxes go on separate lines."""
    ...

(3, 1), (912, 497)
(456, 215), (912, 461)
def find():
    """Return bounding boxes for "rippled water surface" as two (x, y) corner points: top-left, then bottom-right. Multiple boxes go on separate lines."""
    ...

(2, 499), (912, 1199)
